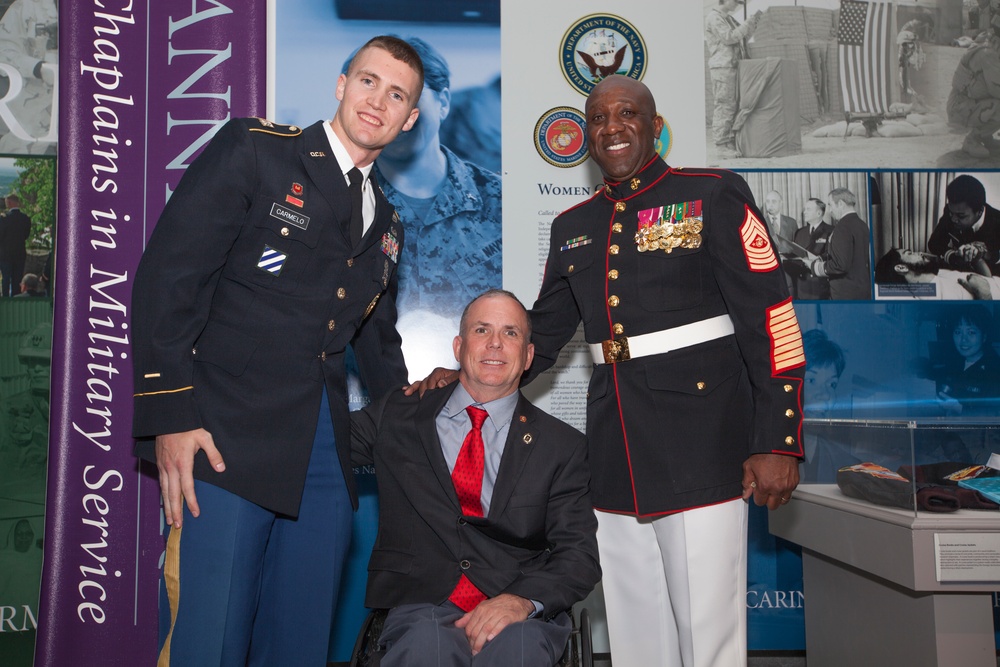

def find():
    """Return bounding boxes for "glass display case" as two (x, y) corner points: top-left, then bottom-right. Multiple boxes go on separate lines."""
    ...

(772, 418), (1000, 667)
(800, 417), (1000, 516)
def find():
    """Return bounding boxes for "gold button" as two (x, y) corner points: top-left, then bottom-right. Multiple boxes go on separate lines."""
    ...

(697, 381), (706, 390)
(612, 223), (623, 233)
(609, 244), (620, 255)
(337, 288), (346, 299)
(613, 323), (624, 335)
(320, 351), (327, 361)
(785, 436), (795, 446)
(568, 265), (575, 273)
(280, 227), (290, 237)
(615, 202), (626, 212)
(608, 269), (619, 280)
(347, 258), (354, 267)
(328, 320), (336, 331)
(783, 384), (793, 393)
(608, 295), (620, 307)
(785, 409), (794, 418)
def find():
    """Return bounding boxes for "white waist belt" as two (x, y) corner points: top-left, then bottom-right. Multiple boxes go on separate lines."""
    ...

(589, 314), (735, 364)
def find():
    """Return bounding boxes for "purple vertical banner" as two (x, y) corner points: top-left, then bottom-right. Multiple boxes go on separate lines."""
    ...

(38, 2), (266, 665)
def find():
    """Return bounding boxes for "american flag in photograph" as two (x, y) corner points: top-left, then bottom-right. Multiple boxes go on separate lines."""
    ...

(838, 0), (892, 114)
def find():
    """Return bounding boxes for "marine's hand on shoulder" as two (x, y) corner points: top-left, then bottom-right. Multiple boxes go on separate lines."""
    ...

(742, 453), (799, 511)
(155, 428), (225, 528)
(454, 593), (534, 655)
(402, 367), (459, 397)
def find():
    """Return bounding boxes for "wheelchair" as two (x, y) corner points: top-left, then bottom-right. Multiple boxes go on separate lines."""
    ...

(349, 606), (593, 667)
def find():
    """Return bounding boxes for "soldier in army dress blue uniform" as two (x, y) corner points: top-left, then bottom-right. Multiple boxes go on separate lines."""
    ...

(131, 36), (424, 666)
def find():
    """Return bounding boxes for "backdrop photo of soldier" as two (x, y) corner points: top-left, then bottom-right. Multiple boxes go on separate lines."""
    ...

(275, 2), (500, 659)
(278, 0), (501, 382)
(739, 170), (871, 300)
(701, 0), (989, 169)
(0, 0), (57, 155)
(338, 35), (502, 382)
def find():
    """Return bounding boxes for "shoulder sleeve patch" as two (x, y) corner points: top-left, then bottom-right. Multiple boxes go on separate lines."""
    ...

(739, 205), (779, 272)
(248, 118), (303, 137)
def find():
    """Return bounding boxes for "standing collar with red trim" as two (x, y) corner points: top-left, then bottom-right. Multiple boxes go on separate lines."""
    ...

(600, 155), (670, 202)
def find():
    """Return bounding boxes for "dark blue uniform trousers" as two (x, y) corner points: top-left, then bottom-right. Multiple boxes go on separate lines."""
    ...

(157, 393), (351, 666)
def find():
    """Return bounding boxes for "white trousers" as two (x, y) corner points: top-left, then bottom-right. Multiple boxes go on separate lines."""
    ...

(596, 498), (748, 667)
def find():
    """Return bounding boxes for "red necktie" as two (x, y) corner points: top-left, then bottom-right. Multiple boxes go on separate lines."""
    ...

(448, 406), (489, 612)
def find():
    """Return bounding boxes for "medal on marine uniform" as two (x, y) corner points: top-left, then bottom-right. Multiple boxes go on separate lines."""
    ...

(635, 200), (703, 253)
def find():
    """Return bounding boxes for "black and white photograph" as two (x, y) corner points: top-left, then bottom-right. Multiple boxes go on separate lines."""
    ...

(0, 0), (57, 155)
(872, 170), (1000, 298)
(740, 170), (874, 300)
(704, 0), (1000, 169)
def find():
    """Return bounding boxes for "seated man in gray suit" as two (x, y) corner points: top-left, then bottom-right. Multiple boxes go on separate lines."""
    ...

(351, 289), (600, 666)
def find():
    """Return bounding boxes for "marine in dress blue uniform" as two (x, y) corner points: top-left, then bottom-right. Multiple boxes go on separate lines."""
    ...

(526, 75), (805, 667)
(131, 37), (423, 667)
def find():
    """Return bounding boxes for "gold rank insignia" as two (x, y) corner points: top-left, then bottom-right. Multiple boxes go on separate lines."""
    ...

(249, 119), (303, 137)
(740, 209), (779, 272)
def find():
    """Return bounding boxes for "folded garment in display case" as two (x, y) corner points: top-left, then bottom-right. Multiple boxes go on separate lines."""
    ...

(773, 418), (1000, 667)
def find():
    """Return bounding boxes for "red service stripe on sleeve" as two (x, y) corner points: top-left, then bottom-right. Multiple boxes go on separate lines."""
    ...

(739, 206), (778, 272)
(768, 299), (806, 373)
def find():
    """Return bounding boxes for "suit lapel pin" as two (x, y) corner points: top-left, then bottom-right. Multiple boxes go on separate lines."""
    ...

(523, 433), (533, 444)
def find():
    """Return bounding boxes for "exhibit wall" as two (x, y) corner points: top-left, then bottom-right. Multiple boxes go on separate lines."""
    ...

(1, 0), (996, 664)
